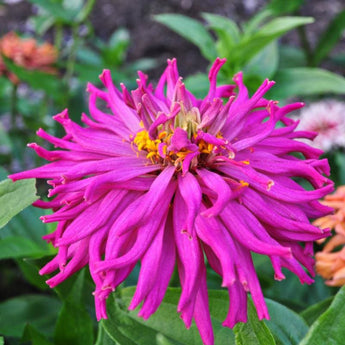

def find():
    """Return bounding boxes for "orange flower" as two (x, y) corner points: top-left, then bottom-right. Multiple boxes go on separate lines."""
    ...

(0, 32), (57, 84)
(315, 186), (345, 286)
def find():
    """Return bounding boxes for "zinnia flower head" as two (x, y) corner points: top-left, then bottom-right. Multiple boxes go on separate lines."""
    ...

(315, 186), (345, 286)
(0, 31), (57, 84)
(295, 100), (345, 152)
(10, 58), (333, 345)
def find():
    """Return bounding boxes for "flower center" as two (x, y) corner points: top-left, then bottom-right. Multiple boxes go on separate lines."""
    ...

(132, 129), (214, 163)
(130, 101), (235, 172)
(131, 125), (234, 174)
(174, 105), (201, 139)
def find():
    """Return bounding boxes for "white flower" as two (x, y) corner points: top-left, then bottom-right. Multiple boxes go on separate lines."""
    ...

(296, 100), (345, 152)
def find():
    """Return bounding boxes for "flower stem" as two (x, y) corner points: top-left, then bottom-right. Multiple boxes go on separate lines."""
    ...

(297, 23), (313, 66)
(54, 23), (63, 53)
(77, 0), (96, 23)
(64, 24), (79, 86)
(10, 83), (18, 128)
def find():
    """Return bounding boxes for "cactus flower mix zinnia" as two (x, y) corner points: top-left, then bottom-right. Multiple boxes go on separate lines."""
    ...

(9, 58), (334, 345)
(315, 186), (345, 286)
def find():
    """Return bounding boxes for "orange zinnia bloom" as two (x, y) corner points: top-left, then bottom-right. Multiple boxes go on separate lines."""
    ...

(315, 186), (345, 286)
(0, 32), (57, 84)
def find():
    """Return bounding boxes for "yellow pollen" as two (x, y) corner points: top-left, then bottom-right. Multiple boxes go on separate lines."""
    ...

(240, 180), (249, 187)
(132, 129), (228, 167)
(241, 160), (250, 165)
(162, 144), (167, 156)
(197, 140), (214, 154)
(267, 180), (274, 191)
(146, 151), (158, 159)
(158, 131), (168, 140)
(176, 150), (191, 158)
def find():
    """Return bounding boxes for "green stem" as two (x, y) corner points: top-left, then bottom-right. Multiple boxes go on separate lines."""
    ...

(64, 24), (79, 86)
(10, 83), (18, 128)
(76, 0), (96, 23)
(54, 23), (63, 53)
(297, 23), (313, 66)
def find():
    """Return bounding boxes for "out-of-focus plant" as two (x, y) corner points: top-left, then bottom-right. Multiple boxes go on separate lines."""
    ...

(0, 0), (156, 170)
(74, 28), (156, 88)
(29, 0), (156, 90)
(154, 1), (345, 100)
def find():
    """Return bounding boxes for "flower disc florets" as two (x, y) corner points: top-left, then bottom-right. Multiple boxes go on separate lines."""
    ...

(132, 113), (232, 172)
(9, 58), (334, 345)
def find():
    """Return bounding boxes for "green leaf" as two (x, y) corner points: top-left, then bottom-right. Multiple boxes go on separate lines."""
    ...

(300, 297), (334, 326)
(103, 28), (130, 66)
(103, 287), (235, 345)
(202, 12), (241, 49)
(30, 14), (55, 35)
(22, 324), (54, 345)
(154, 14), (217, 61)
(156, 334), (177, 345)
(243, 9), (273, 36)
(243, 41), (279, 80)
(54, 270), (94, 345)
(235, 17), (313, 66)
(335, 152), (345, 185)
(17, 258), (50, 290)
(54, 301), (94, 345)
(76, 47), (103, 66)
(234, 299), (276, 345)
(0, 295), (61, 337)
(312, 10), (345, 66)
(0, 204), (53, 260)
(28, 0), (75, 23)
(74, 63), (102, 84)
(300, 285), (345, 345)
(75, 0), (96, 23)
(268, 67), (345, 99)
(1, 205), (50, 245)
(262, 267), (332, 312)
(184, 73), (209, 99)
(266, 0), (305, 15)
(0, 178), (38, 229)
(0, 336), (3, 345)
(278, 45), (306, 68)
(0, 121), (11, 152)
(265, 299), (308, 345)
(127, 58), (157, 73)
(258, 16), (314, 36)
(96, 323), (118, 345)
(0, 236), (50, 259)
(62, 0), (84, 19)
(2, 56), (64, 101)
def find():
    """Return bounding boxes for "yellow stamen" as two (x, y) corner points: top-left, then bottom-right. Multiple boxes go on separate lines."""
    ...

(240, 180), (249, 187)
(267, 180), (274, 191)
(158, 131), (167, 139)
(132, 129), (228, 168)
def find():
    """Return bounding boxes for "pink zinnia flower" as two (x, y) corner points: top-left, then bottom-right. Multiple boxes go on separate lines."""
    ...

(10, 58), (333, 345)
(295, 100), (345, 152)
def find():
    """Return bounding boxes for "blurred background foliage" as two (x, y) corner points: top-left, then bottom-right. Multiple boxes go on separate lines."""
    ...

(0, 0), (344, 344)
